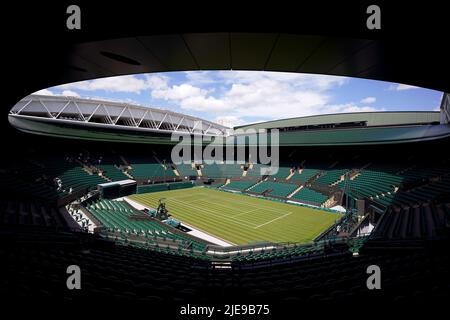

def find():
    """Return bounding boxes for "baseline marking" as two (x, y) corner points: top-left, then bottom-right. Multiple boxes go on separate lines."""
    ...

(132, 190), (295, 228)
(231, 207), (261, 218)
(197, 192), (289, 214)
(168, 197), (260, 228)
(254, 212), (293, 229)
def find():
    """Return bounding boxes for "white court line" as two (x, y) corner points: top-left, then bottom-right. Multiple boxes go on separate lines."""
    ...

(194, 198), (281, 226)
(254, 212), (293, 229)
(173, 192), (288, 223)
(167, 194), (203, 201)
(195, 199), (268, 219)
(168, 197), (260, 228)
(195, 197), (264, 214)
(134, 190), (289, 227)
(180, 221), (235, 247)
(197, 192), (288, 214)
(205, 191), (289, 213)
(232, 207), (261, 218)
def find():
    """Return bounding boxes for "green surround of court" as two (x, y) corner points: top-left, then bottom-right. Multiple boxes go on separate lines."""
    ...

(128, 187), (341, 245)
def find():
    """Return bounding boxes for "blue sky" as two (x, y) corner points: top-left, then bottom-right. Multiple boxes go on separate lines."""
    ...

(35, 71), (443, 127)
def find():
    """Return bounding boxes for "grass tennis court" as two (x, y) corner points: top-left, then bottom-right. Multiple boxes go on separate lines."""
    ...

(128, 187), (341, 245)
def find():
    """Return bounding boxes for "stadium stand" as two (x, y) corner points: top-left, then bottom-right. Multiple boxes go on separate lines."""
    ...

(400, 164), (450, 182)
(372, 202), (450, 239)
(221, 163), (244, 177)
(1, 227), (448, 303)
(249, 181), (299, 197)
(0, 156), (106, 202)
(201, 162), (243, 178)
(0, 137), (449, 305)
(125, 156), (175, 180)
(96, 164), (129, 181)
(223, 180), (257, 191)
(200, 163), (222, 177)
(0, 138), (448, 261)
(231, 240), (331, 263)
(136, 181), (193, 194)
(290, 187), (328, 206)
(59, 166), (106, 192)
(315, 168), (349, 186)
(336, 167), (403, 197)
(0, 199), (68, 229)
(84, 198), (206, 250)
(0, 172), (62, 202)
(266, 164), (294, 180)
(292, 168), (320, 183)
(373, 175), (450, 209)
(175, 163), (196, 177)
(246, 163), (270, 177)
(130, 163), (173, 179)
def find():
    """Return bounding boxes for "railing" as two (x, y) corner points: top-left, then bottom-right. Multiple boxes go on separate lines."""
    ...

(97, 224), (366, 262)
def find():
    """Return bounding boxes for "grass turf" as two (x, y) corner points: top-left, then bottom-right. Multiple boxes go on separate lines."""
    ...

(128, 187), (341, 245)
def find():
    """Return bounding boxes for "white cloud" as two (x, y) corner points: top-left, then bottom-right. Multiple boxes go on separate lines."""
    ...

(33, 88), (79, 98)
(146, 75), (169, 90)
(57, 74), (165, 94)
(218, 71), (348, 91)
(33, 88), (54, 96)
(61, 90), (80, 97)
(185, 71), (217, 84)
(360, 96), (376, 104)
(148, 71), (379, 125)
(30, 89), (145, 105)
(214, 115), (246, 128)
(388, 83), (419, 91)
(323, 103), (384, 114)
(152, 84), (207, 101)
(39, 71), (388, 126)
